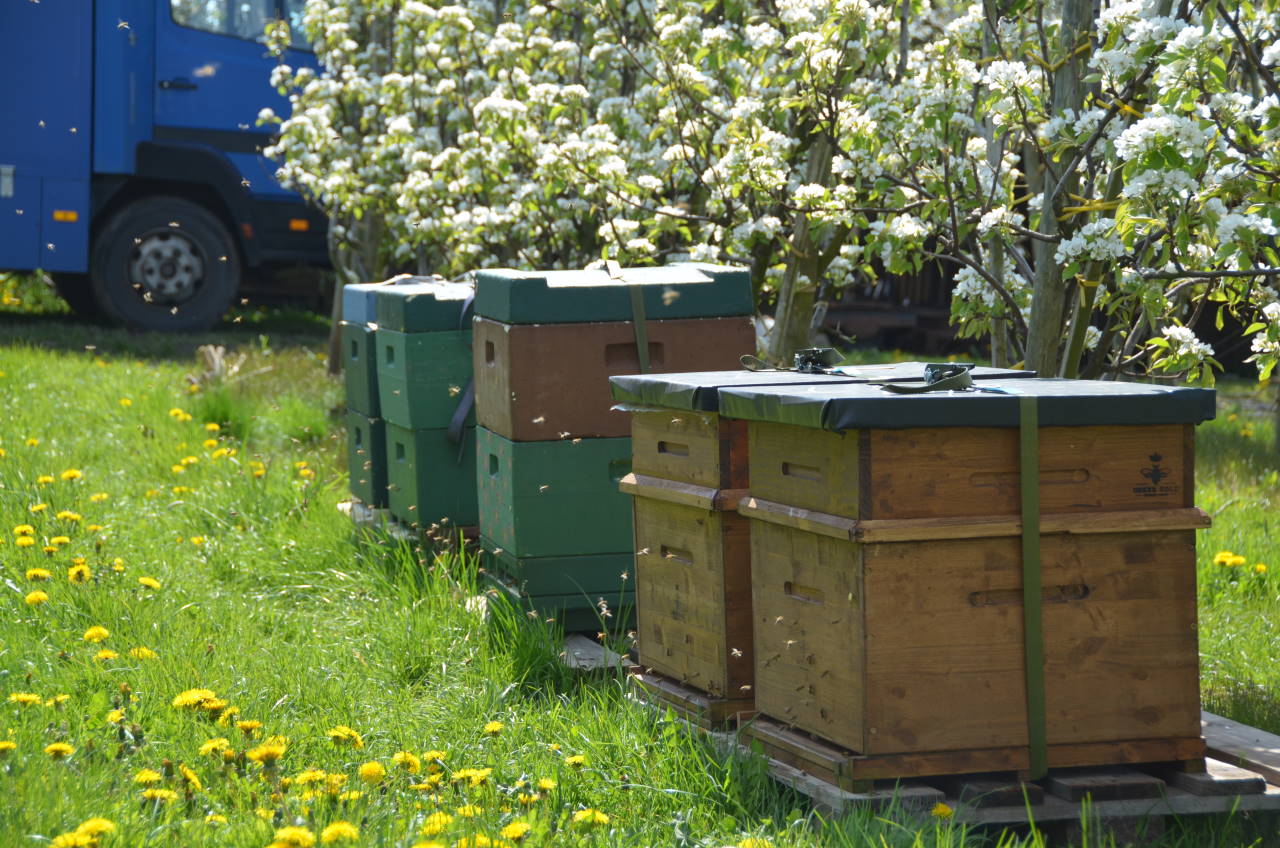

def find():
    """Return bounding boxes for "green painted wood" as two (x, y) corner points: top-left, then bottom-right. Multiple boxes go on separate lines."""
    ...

(385, 422), (479, 528)
(376, 328), (474, 430)
(474, 263), (752, 324)
(374, 280), (474, 332)
(476, 427), (634, 557)
(346, 411), (387, 508)
(482, 560), (636, 631)
(341, 322), (379, 417)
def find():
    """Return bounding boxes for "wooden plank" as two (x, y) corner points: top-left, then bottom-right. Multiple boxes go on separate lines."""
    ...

(622, 473), (718, 510)
(853, 508), (1211, 543)
(1202, 710), (1280, 786)
(749, 423), (861, 516)
(631, 672), (753, 728)
(631, 410), (727, 489)
(862, 532), (1201, 755)
(750, 521), (866, 752)
(1045, 768), (1166, 802)
(865, 424), (1190, 520)
(1168, 757), (1268, 796)
(738, 497), (857, 541)
(560, 633), (628, 671)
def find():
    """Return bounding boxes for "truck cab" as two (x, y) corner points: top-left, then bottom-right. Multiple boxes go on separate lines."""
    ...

(0, 0), (328, 330)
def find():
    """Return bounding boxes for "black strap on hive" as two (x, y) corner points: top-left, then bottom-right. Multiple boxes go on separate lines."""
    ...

(1020, 394), (1048, 779)
(446, 379), (475, 463)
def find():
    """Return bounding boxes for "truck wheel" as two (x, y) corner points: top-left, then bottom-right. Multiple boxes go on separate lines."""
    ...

(50, 273), (104, 321)
(90, 197), (239, 332)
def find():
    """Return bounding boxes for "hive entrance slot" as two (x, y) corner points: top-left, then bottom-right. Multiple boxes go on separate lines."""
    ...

(781, 461), (823, 482)
(784, 581), (825, 605)
(658, 441), (690, 457)
(661, 545), (694, 565)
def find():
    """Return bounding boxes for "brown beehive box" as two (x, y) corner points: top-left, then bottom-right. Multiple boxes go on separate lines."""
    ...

(474, 316), (754, 441)
(622, 477), (753, 705)
(715, 378), (1216, 777)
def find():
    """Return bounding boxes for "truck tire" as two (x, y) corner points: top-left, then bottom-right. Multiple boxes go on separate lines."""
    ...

(90, 196), (239, 332)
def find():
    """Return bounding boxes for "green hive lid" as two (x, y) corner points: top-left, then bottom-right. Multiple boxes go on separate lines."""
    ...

(610, 362), (1036, 411)
(374, 279), (475, 332)
(474, 262), (753, 324)
(716, 378), (1216, 431)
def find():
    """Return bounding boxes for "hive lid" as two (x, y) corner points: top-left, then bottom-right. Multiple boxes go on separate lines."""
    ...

(374, 279), (475, 332)
(716, 378), (1216, 430)
(473, 263), (753, 324)
(609, 362), (1036, 411)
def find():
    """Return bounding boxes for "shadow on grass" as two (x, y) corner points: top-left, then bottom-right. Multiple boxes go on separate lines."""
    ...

(0, 306), (330, 362)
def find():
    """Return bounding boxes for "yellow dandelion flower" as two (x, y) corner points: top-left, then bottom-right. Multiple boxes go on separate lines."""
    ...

(94, 649), (119, 661)
(29, 502), (48, 513)
(90, 492), (108, 502)
(294, 768), (327, 785)
(16, 536), (35, 548)
(357, 761), (386, 784)
(737, 839), (774, 848)
(255, 808), (275, 821)
(25, 438), (39, 447)
(419, 812), (454, 836)
(500, 821), (532, 841)
(180, 763), (203, 791)
(24, 567), (51, 580)
(14, 524), (35, 536)
(204, 422), (221, 432)
(190, 536), (205, 545)
(142, 788), (179, 803)
(0, 740), (15, 756)
(37, 475), (55, 485)
(73, 818), (115, 840)
(412, 843), (446, 848)
(931, 802), (954, 819)
(392, 750), (422, 774)
(134, 768), (163, 785)
(211, 447), (230, 459)
(338, 790), (362, 802)
(236, 719), (262, 735)
(180, 455), (199, 466)
(46, 693), (70, 707)
(86, 523), (103, 532)
(202, 438), (218, 449)
(106, 709), (125, 724)
(423, 749), (447, 771)
(327, 725), (364, 748)
(168, 408), (186, 419)
(320, 822), (360, 844)
(455, 805), (483, 818)
(68, 564), (91, 583)
(130, 646), (158, 660)
(83, 626), (110, 643)
(482, 720), (503, 737)
(564, 754), (586, 769)
(43, 545), (58, 554)
(571, 809), (608, 827)
(60, 469), (83, 481)
(1255, 563), (1268, 574)
(25, 590), (49, 606)
(9, 692), (42, 706)
(136, 576), (162, 590)
(206, 813), (227, 824)
(536, 778), (556, 792)
(50, 833), (94, 848)
(172, 688), (217, 709)
(246, 740), (287, 765)
(454, 838), (501, 848)
(171, 464), (186, 474)
(50, 535), (71, 547)
(199, 737), (231, 757)
(119, 397), (133, 407)
(1214, 550), (1235, 565)
(44, 742), (74, 759)
(1229, 554), (1247, 567)
(516, 793), (541, 805)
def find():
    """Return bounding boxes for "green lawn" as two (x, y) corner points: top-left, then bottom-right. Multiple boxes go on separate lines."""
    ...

(0, 300), (1277, 847)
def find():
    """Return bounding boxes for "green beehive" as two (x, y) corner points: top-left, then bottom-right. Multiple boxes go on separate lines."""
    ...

(377, 329), (474, 430)
(476, 427), (633, 558)
(346, 411), (387, 508)
(474, 263), (753, 324)
(375, 279), (475, 332)
(342, 322), (380, 417)
(482, 542), (635, 632)
(386, 422), (479, 528)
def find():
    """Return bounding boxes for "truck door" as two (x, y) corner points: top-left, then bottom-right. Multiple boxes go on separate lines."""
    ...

(154, 0), (295, 197)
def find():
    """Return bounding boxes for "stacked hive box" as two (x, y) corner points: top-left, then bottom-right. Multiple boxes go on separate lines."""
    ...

(609, 363), (1035, 726)
(374, 279), (479, 530)
(342, 280), (401, 509)
(711, 378), (1215, 785)
(473, 264), (756, 630)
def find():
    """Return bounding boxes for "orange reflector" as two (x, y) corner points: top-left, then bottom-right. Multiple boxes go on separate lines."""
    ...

(288, 218), (310, 232)
(241, 223), (254, 239)
(52, 209), (78, 223)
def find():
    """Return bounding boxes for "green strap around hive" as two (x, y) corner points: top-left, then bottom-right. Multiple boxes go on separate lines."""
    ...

(1019, 394), (1048, 779)
(628, 285), (651, 373)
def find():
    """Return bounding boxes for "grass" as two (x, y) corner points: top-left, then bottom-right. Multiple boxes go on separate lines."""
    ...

(0, 288), (1278, 847)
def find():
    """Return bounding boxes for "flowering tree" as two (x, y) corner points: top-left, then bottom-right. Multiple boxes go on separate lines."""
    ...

(266, 0), (1280, 381)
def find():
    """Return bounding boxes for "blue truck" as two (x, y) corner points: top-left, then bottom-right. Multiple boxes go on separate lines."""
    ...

(0, 0), (328, 330)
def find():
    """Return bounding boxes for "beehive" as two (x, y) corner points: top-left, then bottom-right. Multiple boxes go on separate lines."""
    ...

(372, 279), (477, 527)
(610, 364), (1037, 723)
(715, 378), (1216, 779)
(346, 411), (387, 509)
(482, 543), (635, 633)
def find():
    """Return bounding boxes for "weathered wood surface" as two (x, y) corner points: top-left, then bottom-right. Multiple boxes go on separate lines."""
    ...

(630, 411), (749, 490)
(746, 422), (1194, 520)
(1202, 710), (1280, 786)
(631, 671), (754, 729)
(619, 473), (746, 512)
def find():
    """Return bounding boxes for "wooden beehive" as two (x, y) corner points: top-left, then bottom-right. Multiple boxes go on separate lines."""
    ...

(715, 378), (1217, 779)
(346, 411), (387, 509)
(610, 365), (1038, 722)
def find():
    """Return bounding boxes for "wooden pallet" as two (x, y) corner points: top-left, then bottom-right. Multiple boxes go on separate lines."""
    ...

(742, 711), (1280, 831)
(631, 670), (754, 730)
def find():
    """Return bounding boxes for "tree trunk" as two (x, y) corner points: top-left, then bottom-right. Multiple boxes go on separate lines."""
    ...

(1024, 0), (1092, 375)
(765, 133), (834, 364)
(983, 0), (1007, 368)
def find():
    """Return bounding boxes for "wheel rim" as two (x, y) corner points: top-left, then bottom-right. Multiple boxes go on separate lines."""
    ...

(128, 230), (206, 304)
